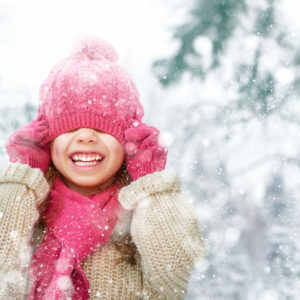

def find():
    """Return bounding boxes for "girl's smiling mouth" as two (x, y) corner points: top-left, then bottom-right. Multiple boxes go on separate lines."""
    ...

(68, 151), (106, 170)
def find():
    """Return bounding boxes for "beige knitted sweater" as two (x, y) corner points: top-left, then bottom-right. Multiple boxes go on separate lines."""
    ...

(0, 163), (206, 300)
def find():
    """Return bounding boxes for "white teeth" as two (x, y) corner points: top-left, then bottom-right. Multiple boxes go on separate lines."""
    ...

(74, 161), (100, 166)
(71, 154), (103, 161)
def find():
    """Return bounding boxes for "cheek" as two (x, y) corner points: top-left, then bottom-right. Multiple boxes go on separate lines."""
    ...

(50, 147), (59, 165)
(50, 139), (66, 163)
(51, 148), (60, 163)
(105, 136), (124, 161)
(116, 146), (125, 162)
(112, 144), (125, 162)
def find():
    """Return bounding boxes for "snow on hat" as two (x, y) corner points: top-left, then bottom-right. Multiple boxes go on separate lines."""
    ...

(38, 35), (144, 146)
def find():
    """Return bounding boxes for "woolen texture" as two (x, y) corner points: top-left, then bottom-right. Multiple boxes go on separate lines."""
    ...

(5, 36), (145, 176)
(37, 36), (144, 146)
(0, 163), (207, 300)
(123, 122), (168, 181)
(28, 177), (123, 299)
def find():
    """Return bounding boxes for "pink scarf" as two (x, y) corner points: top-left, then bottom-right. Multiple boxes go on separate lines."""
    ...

(28, 176), (123, 300)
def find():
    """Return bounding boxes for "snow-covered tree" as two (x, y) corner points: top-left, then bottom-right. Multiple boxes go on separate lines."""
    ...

(150, 0), (300, 298)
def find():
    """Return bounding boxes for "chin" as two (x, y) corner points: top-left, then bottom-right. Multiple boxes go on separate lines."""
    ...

(73, 179), (106, 188)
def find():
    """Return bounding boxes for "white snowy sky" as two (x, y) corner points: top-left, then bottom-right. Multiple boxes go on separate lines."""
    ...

(0, 0), (299, 107)
(0, 0), (185, 107)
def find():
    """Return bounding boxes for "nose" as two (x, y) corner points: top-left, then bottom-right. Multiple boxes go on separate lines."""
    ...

(74, 128), (99, 144)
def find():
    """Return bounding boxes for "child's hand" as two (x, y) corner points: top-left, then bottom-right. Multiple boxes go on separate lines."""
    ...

(5, 116), (51, 174)
(124, 122), (168, 181)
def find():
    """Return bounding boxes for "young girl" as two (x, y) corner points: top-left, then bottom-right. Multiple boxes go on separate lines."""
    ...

(0, 36), (206, 300)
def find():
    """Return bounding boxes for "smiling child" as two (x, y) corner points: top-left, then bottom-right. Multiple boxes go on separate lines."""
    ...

(0, 36), (206, 300)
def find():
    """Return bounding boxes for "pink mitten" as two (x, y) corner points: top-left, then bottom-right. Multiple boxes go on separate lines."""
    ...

(5, 115), (51, 174)
(124, 122), (168, 181)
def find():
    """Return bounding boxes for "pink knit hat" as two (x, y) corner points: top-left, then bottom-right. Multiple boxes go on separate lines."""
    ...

(37, 35), (144, 146)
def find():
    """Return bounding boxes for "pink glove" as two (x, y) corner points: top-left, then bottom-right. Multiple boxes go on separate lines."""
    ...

(124, 122), (168, 181)
(5, 115), (51, 174)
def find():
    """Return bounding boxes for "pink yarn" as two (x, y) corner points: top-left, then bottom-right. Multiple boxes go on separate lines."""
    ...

(5, 36), (144, 174)
(5, 115), (51, 174)
(37, 36), (144, 146)
(70, 35), (119, 61)
(123, 122), (168, 181)
(28, 177), (123, 300)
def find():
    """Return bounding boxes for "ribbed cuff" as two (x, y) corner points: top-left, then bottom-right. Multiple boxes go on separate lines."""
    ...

(41, 112), (127, 146)
(0, 163), (49, 204)
(27, 159), (47, 174)
(118, 169), (181, 210)
(129, 161), (155, 181)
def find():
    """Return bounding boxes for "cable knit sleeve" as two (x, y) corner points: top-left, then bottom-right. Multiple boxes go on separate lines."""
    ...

(0, 163), (49, 299)
(118, 170), (207, 300)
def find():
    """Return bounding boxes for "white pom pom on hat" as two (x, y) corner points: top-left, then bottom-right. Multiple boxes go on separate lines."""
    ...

(70, 34), (119, 62)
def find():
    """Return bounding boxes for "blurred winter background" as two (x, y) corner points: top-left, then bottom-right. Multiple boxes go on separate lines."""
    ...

(1, 0), (300, 299)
